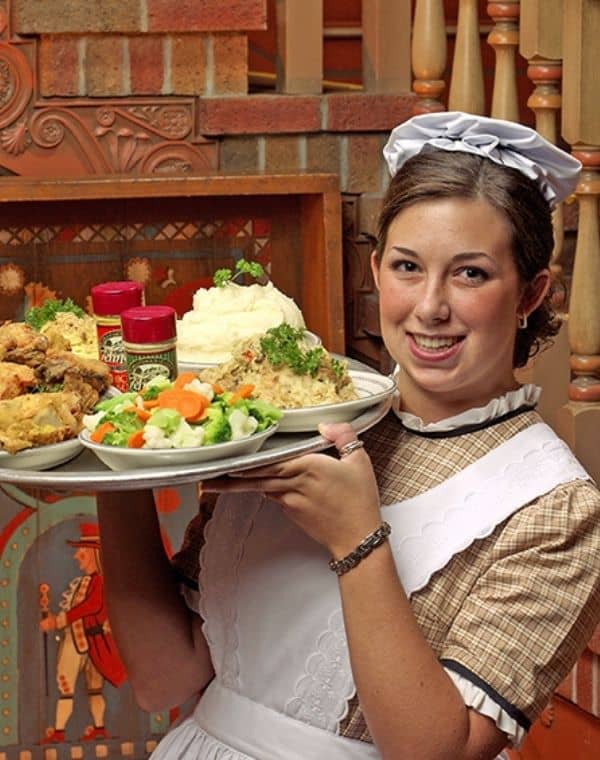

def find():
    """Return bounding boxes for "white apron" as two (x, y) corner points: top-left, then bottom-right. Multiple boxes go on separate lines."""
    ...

(152, 422), (588, 759)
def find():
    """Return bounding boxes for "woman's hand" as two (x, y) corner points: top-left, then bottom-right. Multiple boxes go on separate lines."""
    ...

(204, 423), (382, 558)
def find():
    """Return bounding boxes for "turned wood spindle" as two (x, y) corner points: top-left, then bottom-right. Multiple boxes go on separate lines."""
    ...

(527, 59), (566, 287)
(448, 0), (485, 115)
(567, 146), (600, 402)
(487, 1), (521, 121)
(412, 0), (447, 114)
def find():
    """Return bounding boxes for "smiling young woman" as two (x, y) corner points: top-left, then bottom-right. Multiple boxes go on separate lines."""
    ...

(96, 113), (600, 760)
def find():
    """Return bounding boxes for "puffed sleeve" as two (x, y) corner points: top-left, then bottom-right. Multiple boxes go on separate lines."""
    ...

(439, 480), (600, 739)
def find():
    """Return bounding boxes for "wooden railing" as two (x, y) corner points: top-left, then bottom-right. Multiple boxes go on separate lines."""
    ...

(265, 1), (600, 483)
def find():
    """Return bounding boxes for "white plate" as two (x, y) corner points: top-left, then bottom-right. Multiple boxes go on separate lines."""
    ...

(277, 370), (396, 433)
(177, 330), (322, 373)
(0, 437), (84, 471)
(79, 423), (280, 471)
(0, 386), (119, 471)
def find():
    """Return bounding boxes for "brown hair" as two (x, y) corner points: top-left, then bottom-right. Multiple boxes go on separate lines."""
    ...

(375, 148), (559, 368)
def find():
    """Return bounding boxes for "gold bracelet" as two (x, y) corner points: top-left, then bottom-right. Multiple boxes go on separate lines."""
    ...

(328, 521), (391, 576)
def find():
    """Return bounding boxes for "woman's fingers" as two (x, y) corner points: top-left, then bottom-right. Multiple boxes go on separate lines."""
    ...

(319, 422), (366, 462)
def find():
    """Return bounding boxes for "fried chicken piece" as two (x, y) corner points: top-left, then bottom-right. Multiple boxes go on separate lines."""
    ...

(0, 362), (37, 400)
(62, 374), (101, 412)
(0, 391), (83, 454)
(39, 351), (111, 395)
(0, 322), (49, 367)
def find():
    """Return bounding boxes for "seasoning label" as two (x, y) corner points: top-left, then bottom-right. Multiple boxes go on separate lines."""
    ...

(97, 326), (129, 392)
(126, 349), (178, 392)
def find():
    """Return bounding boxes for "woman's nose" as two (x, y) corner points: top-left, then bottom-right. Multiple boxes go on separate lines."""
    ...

(414, 280), (450, 324)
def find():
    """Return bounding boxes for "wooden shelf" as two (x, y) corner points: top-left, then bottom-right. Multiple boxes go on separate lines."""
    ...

(0, 172), (345, 352)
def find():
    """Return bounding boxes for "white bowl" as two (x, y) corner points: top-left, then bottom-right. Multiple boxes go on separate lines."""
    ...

(79, 423), (280, 471)
(0, 438), (84, 471)
(277, 370), (396, 433)
(177, 330), (322, 373)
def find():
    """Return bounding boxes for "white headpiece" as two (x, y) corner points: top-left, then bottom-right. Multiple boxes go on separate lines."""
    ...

(383, 111), (581, 207)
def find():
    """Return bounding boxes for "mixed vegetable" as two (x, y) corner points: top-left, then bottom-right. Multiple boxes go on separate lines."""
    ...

(82, 373), (282, 449)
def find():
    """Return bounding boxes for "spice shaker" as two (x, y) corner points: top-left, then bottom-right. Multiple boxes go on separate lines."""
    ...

(120, 305), (178, 392)
(91, 281), (144, 391)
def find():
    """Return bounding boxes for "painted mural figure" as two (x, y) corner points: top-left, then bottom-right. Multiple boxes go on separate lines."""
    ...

(39, 523), (127, 744)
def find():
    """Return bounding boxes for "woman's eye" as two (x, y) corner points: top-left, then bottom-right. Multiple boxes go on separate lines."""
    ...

(458, 266), (488, 283)
(391, 259), (418, 273)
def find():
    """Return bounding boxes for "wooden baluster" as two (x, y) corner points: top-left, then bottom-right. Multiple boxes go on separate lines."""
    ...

(516, 2), (569, 430)
(487, 1), (520, 120)
(362, 0), (411, 94)
(565, 146), (600, 402)
(412, 0), (447, 113)
(448, 0), (485, 114)
(276, 0), (323, 94)
(520, 0), (564, 280)
(556, 0), (600, 482)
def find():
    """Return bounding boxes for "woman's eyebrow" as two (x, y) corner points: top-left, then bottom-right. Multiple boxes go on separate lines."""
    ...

(391, 247), (492, 263)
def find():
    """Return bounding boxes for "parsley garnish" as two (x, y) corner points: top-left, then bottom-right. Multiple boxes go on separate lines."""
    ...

(260, 324), (325, 377)
(213, 258), (265, 287)
(25, 298), (85, 330)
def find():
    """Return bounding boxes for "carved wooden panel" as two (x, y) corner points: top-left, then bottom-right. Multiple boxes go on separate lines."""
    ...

(0, 32), (218, 177)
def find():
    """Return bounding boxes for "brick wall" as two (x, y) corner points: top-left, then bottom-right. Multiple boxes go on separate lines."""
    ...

(7, 0), (415, 238)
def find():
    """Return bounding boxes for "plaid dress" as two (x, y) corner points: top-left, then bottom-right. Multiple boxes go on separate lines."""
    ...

(172, 407), (600, 748)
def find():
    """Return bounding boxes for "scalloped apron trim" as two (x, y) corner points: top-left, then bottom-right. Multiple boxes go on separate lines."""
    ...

(384, 422), (589, 596)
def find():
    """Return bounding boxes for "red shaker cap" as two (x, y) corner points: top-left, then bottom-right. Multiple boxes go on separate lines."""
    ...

(120, 305), (177, 343)
(91, 281), (144, 315)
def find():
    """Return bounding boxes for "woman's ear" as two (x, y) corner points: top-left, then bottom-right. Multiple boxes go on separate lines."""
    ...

(370, 250), (380, 291)
(518, 269), (552, 319)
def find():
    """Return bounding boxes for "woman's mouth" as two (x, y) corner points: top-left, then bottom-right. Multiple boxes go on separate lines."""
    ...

(408, 333), (465, 361)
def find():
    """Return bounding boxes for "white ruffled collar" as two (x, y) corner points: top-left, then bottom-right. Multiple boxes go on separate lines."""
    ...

(392, 381), (541, 435)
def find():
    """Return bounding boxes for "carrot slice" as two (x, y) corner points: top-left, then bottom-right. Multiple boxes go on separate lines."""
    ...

(157, 389), (207, 420)
(90, 422), (115, 444)
(174, 372), (198, 390)
(228, 384), (255, 404)
(127, 430), (146, 448)
(143, 398), (160, 409)
(212, 383), (224, 395)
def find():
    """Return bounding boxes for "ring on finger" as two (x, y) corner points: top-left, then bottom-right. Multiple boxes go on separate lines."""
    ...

(339, 439), (364, 459)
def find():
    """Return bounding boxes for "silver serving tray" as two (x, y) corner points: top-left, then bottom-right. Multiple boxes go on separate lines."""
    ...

(0, 398), (391, 491)
(0, 357), (393, 491)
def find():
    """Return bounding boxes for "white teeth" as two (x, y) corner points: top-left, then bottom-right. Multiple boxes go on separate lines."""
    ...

(413, 335), (461, 350)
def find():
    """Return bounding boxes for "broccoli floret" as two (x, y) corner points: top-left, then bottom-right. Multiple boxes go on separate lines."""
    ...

(146, 408), (181, 435)
(201, 406), (232, 445)
(140, 376), (172, 401)
(95, 392), (137, 413)
(242, 398), (283, 431)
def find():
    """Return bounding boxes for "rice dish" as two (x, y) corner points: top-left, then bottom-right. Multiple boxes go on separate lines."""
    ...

(199, 331), (357, 409)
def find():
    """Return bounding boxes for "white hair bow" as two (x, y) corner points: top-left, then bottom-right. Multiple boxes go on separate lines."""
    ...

(383, 112), (581, 206)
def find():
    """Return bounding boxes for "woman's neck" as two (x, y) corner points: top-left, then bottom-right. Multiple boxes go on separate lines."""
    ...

(397, 375), (520, 424)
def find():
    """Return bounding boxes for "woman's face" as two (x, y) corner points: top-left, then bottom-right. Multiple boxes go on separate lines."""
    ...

(372, 197), (549, 421)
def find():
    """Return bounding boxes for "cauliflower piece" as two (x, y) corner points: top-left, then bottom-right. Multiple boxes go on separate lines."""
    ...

(228, 408), (258, 441)
(143, 424), (175, 449)
(171, 419), (205, 448)
(183, 378), (214, 401)
(83, 410), (106, 432)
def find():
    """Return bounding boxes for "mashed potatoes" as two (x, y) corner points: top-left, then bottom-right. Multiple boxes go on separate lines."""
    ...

(177, 282), (306, 364)
(199, 331), (357, 409)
